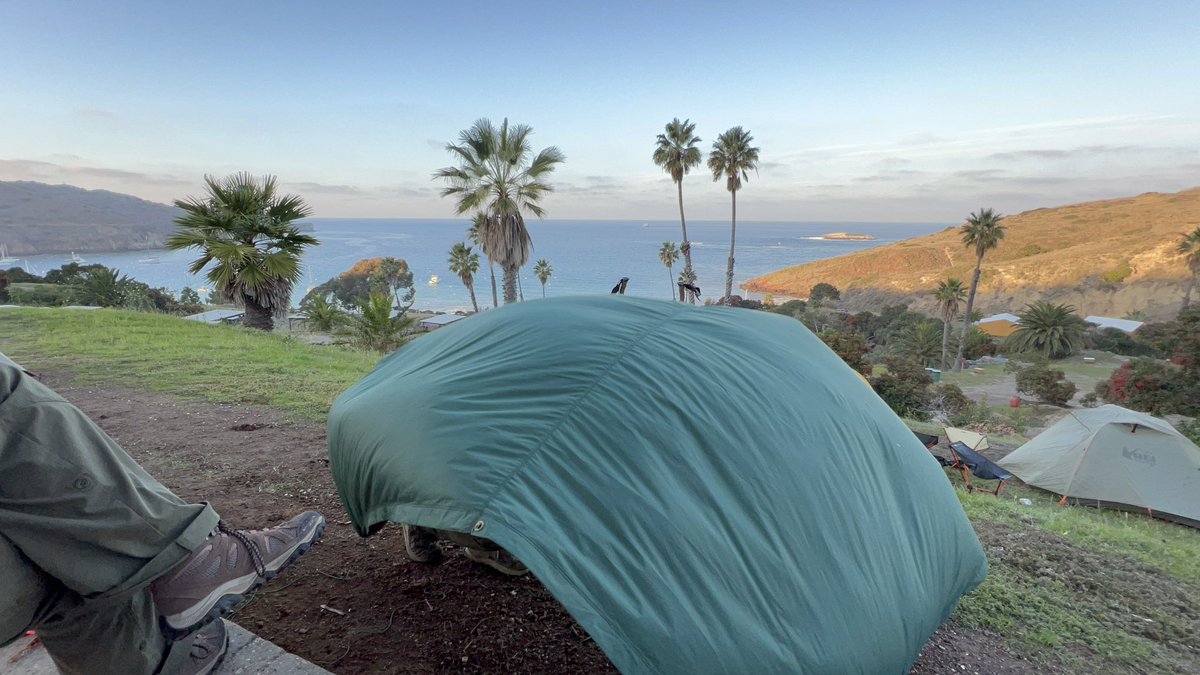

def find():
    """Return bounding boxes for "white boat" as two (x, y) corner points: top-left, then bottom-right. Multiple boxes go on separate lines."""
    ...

(138, 257), (161, 264)
(642, 223), (651, 228)
(428, 275), (440, 286)
(69, 252), (86, 264)
(0, 244), (17, 265)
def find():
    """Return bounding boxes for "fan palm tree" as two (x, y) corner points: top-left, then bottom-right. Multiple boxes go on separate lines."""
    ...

(467, 215), (499, 308)
(1179, 227), (1200, 309)
(934, 278), (967, 371)
(76, 266), (133, 307)
(435, 118), (565, 305)
(299, 293), (344, 332)
(340, 290), (415, 353)
(653, 119), (702, 294)
(533, 259), (553, 298)
(952, 208), (1006, 370)
(168, 173), (316, 330)
(448, 241), (481, 312)
(708, 127), (760, 300)
(1007, 301), (1086, 358)
(659, 241), (680, 300)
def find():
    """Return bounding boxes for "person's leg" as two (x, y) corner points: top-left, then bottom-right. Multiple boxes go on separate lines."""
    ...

(0, 365), (219, 600)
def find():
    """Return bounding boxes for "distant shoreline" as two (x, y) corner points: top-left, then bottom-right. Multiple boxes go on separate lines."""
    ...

(821, 232), (875, 241)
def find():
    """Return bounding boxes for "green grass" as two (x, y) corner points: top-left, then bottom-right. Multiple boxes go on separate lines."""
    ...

(0, 308), (380, 419)
(939, 363), (1008, 387)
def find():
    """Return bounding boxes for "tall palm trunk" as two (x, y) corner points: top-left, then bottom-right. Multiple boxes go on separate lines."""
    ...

(667, 264), (674, 300)
(541, 282), (546, 299)
(518, 272), (524, 301)
(954, 252), (984, 371)
(724, 189), (737, 299)
(677, 181), (694, 303)
(242, 294), (274, 331)
(466, 280), (479, 313)
(502, 265), (518, 304)
(940, 311), (952, 372)
(487, 259), (498, 308)
(1183, 273), (1196, 310)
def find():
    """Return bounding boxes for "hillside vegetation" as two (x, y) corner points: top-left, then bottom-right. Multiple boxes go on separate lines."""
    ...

(747, 188), (1200, 320)
(0, 181), (180, 256)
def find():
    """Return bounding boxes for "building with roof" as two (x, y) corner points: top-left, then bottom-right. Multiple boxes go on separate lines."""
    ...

(419, 314), (466, 330)
(1085, 316), (1144, 334)
(975, 312), (1021, 338)
(184, 309), (245, 325)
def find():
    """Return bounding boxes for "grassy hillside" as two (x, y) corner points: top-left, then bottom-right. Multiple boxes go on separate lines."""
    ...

(2, 308), (1199, 671)
(0, 308), (379, 418)
(747, 188), (1200, 319)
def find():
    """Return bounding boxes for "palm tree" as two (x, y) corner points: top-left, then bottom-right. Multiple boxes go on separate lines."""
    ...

(168, 173), (316, 330)
(934, 278), (967, 371)
(533, 259), (553, 298)
(1006, 301), (1086, 358)
(1179, 227), (1200, 309)
(953, 208), (1006, 371)
(467, 214), (499, 308)
(653, 119), (702, 295)
(340, 290), (415, 353)
(448, 241), (481, 312)
(435, 118), (565, 304)
(708, 127), (760, 300)
(299, 293), (344, 332)
(900, 322), (944, 368)
(659, 241), (680, 300)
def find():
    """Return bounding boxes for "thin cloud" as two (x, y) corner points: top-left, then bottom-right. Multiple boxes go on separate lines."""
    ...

(288, 181), (364, 196)
(74, 107), (117, 119)
(989, 145), (1137, 161)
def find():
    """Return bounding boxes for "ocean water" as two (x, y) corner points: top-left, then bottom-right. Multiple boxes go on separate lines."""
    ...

(7, 219), (948, 312)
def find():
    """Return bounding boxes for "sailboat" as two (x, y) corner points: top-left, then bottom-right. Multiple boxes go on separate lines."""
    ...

(428, 275), (440, 286)
(0, 244), (17, 265)
(69, 252), (86, 264)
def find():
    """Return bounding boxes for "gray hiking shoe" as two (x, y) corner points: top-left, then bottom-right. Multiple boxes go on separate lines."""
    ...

(152, 511), (325, 638)
(463, 547), (529, 577)
(402, 524), (442, 564)
(177, 619), (228, 675)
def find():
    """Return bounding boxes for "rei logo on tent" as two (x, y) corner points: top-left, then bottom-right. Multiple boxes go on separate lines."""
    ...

(1122, 447), (1157, 466)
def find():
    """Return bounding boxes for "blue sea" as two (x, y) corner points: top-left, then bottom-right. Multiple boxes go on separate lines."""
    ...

(7, 219), (948, 312)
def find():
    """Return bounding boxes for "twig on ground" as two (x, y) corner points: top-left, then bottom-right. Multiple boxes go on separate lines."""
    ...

(317, 570), (354, 581)
(320, 604), (346, 616)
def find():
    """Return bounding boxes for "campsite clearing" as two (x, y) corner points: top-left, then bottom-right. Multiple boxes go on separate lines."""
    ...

(2, 309), (1199, 673)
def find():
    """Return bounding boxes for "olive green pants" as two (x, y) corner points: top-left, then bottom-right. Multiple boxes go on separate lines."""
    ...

(0, 364), (219, 674)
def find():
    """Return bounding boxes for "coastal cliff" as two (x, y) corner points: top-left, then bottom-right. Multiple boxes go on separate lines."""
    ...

(746, 188), (1200, 321)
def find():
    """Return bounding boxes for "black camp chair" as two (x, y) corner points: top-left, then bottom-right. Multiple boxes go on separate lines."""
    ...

(912, 431), (954, 467)
(947, 441), (1012, 496)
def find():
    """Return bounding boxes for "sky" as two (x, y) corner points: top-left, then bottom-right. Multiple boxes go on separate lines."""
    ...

(1, 1), (1198, 222)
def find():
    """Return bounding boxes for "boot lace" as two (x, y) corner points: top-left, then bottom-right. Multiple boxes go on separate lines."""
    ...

(218, 521), (267, 577)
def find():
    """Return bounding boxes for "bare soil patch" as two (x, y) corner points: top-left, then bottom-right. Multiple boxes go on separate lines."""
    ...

(40, 371), (1032, 674)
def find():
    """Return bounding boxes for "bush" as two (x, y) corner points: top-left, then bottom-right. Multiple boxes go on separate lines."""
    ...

(770, 299), (807, 318)
(1080, 392), (1100, 408)
(930, 383), (971, 417)
(1085, 327), (1159, 357)
(1176, 418), (1200, 446)
(962, 325), (997, 360)
(819, 329), (869, 373)
(1095, 358), (1196, 416)
(1013, 359), (1077, 405)
(0, 270), (8, 303)
(808, 282), (840, 303)
(8, 283), (75, 306)
(870, 358), (934, 420)
(1099, 264), (1132, 285)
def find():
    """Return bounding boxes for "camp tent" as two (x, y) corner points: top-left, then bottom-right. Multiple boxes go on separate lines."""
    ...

(998, 405), (1200, 525)
(328, 295), (987, 674)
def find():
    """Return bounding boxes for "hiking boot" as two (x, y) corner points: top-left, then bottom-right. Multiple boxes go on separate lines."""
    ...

(463, 547), (529, 577)
(153, 511), (325, 638)
(402, 524), (442, 564)
(175, 619), (228, 675)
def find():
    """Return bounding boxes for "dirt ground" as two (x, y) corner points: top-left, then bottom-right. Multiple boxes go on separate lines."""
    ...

(40, 371), (1033, 674)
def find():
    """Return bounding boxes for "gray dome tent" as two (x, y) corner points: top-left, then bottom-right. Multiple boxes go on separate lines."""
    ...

(998, 405), (1200, 525)
(328, 296), (987, 673)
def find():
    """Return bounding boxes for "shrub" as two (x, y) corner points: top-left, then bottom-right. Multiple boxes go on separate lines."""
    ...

(9, 283), (75, 306)
(1177, 418), (1200, 446)
(1085, 327), (1159, 357)
(1014, 359), (1077, 406)
(931, 383), (971, 417)
(1095, 358), (1195, 415)
(300, 293), (345, 332)
(770, 299), (807, 318)
(1080, 392), (1100, 408)
(870, 358), (934, 420)
(1099, 263), (1132, 285)
(179, 287), (202, 305)
(818, 329), (869, 373)
(962, 326), (997, 360)
(808, 282), (840, 303)
(0, 270), (8, 303)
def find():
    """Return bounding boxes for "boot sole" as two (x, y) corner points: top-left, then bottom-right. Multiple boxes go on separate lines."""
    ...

(161, 517), (326, 640)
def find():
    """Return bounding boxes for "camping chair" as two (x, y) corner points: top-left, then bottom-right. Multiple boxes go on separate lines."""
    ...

(944, 426), (989, 452)
(947, 441), (1012, 496)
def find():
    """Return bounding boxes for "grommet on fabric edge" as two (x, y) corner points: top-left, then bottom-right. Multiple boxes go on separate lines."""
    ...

(73, 476), (92, 490)
(473, 520), (485, 532)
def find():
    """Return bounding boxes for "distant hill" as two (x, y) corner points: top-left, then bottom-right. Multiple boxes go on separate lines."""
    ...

(746, 188), (1200, 321)
(0, 181), (180, 256)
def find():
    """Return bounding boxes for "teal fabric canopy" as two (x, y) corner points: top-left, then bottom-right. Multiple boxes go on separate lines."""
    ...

(328, 296), (986, 674)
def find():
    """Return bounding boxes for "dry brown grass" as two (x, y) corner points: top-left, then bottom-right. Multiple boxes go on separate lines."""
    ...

(747, 188), (1200, 302)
